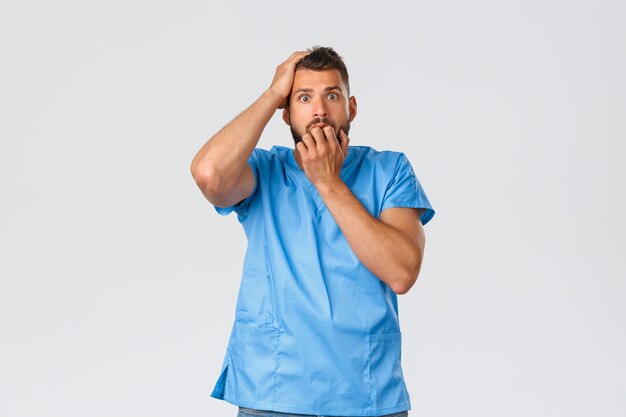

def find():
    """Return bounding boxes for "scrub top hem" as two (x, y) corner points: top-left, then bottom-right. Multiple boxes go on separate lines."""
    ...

(215, 394), (411, 417)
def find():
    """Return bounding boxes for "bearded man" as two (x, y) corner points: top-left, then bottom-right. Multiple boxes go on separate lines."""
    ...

(191, 46), (435, 417)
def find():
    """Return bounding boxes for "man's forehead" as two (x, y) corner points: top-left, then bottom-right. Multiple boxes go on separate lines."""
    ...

(292, 69), (347, 92)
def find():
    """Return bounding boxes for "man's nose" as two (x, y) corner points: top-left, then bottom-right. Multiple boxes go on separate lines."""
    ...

(312, 98), (328, 118)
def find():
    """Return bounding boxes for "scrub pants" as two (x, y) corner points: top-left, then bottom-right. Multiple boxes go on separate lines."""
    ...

(237, 407), (408, 417)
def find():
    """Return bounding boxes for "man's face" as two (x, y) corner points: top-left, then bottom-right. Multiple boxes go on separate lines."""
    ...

(282, 69), (357, 144)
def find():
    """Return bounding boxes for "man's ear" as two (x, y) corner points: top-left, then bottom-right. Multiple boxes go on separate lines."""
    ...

(348, 96), (357, 122)
(282, 107), (291, 126)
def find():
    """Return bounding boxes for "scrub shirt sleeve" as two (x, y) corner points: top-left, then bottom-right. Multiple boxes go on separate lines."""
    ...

(213, 149), (259, 219)
(381, 152), (435, 226)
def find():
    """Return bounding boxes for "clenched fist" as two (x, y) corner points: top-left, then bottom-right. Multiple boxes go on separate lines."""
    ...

(296, 125), (350, 188)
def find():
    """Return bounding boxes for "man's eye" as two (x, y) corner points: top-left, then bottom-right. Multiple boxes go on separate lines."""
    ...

(327, 93), (337, 100)
(299, 96), (309, 102)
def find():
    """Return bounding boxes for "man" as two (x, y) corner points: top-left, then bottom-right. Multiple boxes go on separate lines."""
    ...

(191, 47), (434, 417)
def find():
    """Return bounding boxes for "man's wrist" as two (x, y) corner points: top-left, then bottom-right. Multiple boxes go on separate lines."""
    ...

(314, 177), (348, 199)
(263, 88), (285, 109)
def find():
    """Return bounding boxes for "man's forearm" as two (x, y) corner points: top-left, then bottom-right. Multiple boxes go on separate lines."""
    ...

(316, 180), (423, 294)
(191, 89), (281, 183)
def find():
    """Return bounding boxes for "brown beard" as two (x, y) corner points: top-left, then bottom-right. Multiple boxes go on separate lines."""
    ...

(290, 117), (351, 145)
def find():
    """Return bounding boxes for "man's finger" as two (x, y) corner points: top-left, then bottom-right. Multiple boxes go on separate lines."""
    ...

(288, 50), (310, 62)
(323, 125), (338, 151)
(339, 129), (350, 155)
(301, 133), (317, 158)
(296, 140), (307, 153)
(309, 127), (327, 152)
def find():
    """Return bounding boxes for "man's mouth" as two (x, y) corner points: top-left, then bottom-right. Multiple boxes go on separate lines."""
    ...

(307, 118), (332, 132)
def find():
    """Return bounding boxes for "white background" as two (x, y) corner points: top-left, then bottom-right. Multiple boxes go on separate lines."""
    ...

(1, 1), (625, 416)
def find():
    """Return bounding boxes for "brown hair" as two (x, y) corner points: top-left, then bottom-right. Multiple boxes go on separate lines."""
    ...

(295, 46), (350, 96)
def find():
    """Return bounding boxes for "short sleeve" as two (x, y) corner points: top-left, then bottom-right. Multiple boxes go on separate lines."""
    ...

(213, 150), (259, 219)
(381, 153), (435, 225)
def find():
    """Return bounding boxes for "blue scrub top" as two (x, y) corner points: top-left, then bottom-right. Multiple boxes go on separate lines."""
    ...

(210, 145), (434, 417)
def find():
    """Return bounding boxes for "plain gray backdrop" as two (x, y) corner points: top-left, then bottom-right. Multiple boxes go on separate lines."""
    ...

(1, 1), (625, 416)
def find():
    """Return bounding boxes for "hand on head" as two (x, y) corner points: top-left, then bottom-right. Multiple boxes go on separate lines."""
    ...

(268, 51), (310, 109)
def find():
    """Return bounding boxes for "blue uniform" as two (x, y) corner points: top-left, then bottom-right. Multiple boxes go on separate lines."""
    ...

(210, 145), (434, 417)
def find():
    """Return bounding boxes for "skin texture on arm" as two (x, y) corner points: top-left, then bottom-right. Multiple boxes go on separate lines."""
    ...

(190, 51), (309, 207)
(297, 126), (426, 295)
(324, 187), (425, 295)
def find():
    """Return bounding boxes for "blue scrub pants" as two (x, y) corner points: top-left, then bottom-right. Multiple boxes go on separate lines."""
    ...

(237, 407), (408, 417)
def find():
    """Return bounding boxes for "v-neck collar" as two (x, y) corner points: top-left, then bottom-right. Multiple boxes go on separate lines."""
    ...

(273, 145), (358, 215)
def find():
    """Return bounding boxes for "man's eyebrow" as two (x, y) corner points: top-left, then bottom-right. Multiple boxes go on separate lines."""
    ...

(293, 86), (343, 94)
